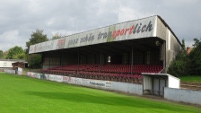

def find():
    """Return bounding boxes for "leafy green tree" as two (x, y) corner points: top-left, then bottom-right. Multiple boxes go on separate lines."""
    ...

(6, 46), (24, 59)
(0, 50), (3, 58)
(169, 38), (201, 76)
(26, 29), (48, 53)
(51, 33), (61, 40)
(28, 54), (42, 68)
(13, 53), (26, 59)
(168, 39), (189, 76)
(192, 38), (200, 48)
(188, 38), (201, 75)
(26, 29), (48, 68)
(181, 39), (185, 50)
(3, 51), (8, 59)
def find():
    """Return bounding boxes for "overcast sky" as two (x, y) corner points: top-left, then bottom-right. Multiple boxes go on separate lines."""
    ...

(0, 0), (200, 51)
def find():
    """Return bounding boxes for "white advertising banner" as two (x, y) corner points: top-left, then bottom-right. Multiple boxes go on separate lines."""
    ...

(26, 72), (42, 79)
(70, 77), (83, 85)
(4, 69), (15, 74)
(48, 74), (63, 82)
(0, 61), (15, 68)
(34, 73), (41, 79)
(63, 76), (111, 89)
(29, 16), (157, 54)
(63, 76), (71, 83)
(27, 72), (35, 78)
(88, 80), (111, 89)
(26, 72), (142, 95)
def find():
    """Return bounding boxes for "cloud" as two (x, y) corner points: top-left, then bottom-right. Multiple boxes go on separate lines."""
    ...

(0, 0), (200, 51)
(0, 30), (25, 51)
(117, 6), (154, 22)
(163, 0), (199, 6)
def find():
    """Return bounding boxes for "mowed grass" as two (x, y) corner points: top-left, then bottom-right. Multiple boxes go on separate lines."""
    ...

(180, 76), (201, 83)
(0, 73), (200, 113)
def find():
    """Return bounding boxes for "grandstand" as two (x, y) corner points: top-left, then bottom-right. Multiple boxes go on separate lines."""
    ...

(29, 15), (181, 84)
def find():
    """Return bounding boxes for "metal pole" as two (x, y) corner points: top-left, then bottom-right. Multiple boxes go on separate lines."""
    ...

(77, 48), (80, 74)
(61, 51), (63, 70)
(99, 50), (102, 73)
(131, 45), (134, 75)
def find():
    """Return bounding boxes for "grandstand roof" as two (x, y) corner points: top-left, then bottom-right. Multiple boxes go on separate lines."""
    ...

(29, 15), (181, 54)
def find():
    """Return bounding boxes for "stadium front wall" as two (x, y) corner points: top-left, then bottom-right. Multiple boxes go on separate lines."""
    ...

(164, 87), (201, 105)
(4, 69), (16, 74)
(26, 72), (143, 95)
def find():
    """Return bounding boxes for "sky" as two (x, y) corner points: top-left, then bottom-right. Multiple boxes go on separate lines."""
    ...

(0, 0), (200, 51)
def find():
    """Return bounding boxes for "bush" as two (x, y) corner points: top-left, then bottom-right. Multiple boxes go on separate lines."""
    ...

(188, 38), (201, 75)
(27, 54), (42, 68)
(169, 38), (201, 76)
(168, 50), (188, 76)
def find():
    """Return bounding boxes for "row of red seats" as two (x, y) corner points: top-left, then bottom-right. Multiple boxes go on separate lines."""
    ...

(41, 64), (162, 79)
(83, 64), (162, 73)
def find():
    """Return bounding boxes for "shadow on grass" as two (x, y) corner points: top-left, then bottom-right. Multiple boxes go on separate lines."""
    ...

(24, 91), (191, 112)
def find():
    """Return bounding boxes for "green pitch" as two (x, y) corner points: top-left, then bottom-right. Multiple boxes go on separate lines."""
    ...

(180, 76), (201, 83)
(0, 73), (200, 113)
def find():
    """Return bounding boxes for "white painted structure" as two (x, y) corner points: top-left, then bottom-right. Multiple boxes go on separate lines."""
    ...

(164, 88), (201, 105)
(0, 59), (26, 68)
(142, 73), (180, 96)
(4, 69), (15, 74)
(0, 60), (15, 68)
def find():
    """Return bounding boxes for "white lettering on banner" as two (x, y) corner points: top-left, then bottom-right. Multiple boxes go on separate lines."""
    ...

(29, 16), (156, 54)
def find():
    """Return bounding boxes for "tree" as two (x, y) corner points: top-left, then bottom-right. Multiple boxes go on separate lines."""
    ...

(26, 29), (48, 68)
(188, 38), (201, 75)
(169, 38), (201, 76)
(0, 50), (3, 59)
(26, 29), (48, 53)
(13, 53), (26, 59)
(6, 46), (25, 59)
(181, 39), (185, 50)
(3, 51), (8, 59)
(168, 39), (189, 76)
(51, 33), (62, 40)
(192, 38), (200, 48)
(28, 54), (42, 68)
